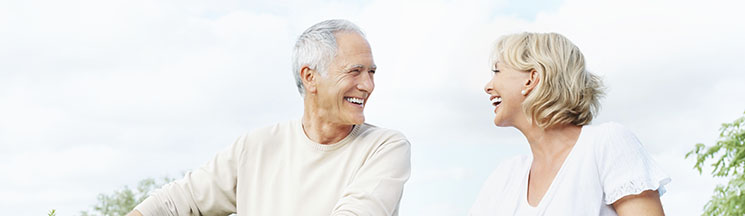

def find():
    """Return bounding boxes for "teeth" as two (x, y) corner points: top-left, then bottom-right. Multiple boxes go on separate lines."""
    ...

(491, 97), (502, 104)
(346, 97), (364, 105)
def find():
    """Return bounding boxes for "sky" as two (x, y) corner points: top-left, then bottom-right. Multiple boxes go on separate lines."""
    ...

(1, 0), (744, 215)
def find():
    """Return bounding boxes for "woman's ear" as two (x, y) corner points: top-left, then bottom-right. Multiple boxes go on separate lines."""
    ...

(523, 69), (540, 95)
(300, 66), (317, 94)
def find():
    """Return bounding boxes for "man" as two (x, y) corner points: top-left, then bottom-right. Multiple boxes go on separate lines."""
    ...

(128, 19), (411, 216)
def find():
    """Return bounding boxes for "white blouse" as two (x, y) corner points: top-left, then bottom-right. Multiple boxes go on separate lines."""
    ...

(469, 122), (671, 216)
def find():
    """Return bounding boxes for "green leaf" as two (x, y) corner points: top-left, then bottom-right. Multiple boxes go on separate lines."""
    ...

(690, 110), (745, 215)
(80, 175), (177, 216)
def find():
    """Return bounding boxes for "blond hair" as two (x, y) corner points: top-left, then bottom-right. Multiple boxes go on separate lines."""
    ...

(492, 32), (604, 128)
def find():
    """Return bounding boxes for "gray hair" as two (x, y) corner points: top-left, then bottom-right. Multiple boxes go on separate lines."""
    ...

(292, 19), (365, 96)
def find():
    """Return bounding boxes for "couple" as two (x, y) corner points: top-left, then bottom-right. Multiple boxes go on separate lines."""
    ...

(127, 19), (670, 216)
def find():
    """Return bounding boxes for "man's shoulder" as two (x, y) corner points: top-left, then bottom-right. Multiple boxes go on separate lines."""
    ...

(228, 120), (299, 154)
(243, 119), (298, 138)
(358, 122), (408, 143)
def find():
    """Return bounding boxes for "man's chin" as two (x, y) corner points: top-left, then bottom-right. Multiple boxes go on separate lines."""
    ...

(348, 115), (365, 125)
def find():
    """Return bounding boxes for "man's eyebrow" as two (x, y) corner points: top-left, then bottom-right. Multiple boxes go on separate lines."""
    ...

(344, 64), (364, 71)
(344, 64), (376, 71)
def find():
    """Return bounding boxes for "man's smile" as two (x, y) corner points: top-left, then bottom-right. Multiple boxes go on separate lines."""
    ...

(344, 96), (365, 107)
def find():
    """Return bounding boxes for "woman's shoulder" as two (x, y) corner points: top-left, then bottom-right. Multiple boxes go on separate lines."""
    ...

(585, 121), (635, 137)
(471, 155), (530, 215)
(584, 122), (671, 204)
(482, 155), (530, 190)
(495, 154), (531, 172)
(583, 121), (642, 152)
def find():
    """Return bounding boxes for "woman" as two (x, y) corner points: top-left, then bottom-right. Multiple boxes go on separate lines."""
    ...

(470, 32), (670, 215)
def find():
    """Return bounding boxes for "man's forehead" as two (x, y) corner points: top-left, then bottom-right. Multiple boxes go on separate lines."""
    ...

(335, 32), (372, 53)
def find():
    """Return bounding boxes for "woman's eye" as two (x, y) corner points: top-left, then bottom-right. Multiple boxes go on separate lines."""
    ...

(492, 69), (500, 73)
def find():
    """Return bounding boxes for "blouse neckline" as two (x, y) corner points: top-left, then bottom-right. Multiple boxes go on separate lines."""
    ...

(521, 125), (589, 209)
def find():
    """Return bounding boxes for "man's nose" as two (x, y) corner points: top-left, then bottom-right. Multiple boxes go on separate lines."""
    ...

(357, 72), (374, 93)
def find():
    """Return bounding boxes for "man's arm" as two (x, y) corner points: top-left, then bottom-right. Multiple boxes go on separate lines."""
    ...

(331, 137), (411, 216)
(130, 135), (245, 216)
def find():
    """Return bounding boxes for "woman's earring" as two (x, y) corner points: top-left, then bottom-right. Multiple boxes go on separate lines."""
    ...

(521, 90), (527, 95)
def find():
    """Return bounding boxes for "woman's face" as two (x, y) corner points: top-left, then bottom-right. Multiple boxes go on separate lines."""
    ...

(483, 62), (530, 127)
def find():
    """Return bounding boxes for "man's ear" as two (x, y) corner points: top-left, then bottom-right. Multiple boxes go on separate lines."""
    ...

(300, 66), (317, 94)
(523, 69), (540, 94)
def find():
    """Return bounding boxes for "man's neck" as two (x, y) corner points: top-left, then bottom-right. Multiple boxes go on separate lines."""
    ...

(301, 113), (354, 145)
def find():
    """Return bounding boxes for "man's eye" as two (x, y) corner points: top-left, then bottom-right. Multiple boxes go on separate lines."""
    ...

(369, 70), (376, 74)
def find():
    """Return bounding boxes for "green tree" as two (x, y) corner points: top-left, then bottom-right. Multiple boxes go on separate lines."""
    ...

(80, 176), (174, 216)
(686, 111), (745, 216)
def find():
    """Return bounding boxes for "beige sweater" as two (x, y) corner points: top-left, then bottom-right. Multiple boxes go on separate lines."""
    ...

(134, 119), (411, 216)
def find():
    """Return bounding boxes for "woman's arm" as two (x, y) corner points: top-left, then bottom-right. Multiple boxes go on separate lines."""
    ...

(612, 190), (664, 216)
(126, 210), (142, 216)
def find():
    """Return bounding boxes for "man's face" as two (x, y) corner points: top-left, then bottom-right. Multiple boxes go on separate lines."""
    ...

(315, 32), (376, 125)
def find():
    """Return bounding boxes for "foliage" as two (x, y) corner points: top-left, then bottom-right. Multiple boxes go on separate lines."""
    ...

(686, 111), (745, 216)
(48, 209), (57, 216)
(79, 176), (174, 216)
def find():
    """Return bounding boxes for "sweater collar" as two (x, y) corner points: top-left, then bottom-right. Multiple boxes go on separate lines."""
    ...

(295, 119), (364, 152)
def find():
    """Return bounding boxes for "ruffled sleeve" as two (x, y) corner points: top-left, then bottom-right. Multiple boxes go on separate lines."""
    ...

(594, 122), (671, 205)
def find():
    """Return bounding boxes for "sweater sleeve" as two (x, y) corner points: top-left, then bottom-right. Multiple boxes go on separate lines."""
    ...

(595, 122), (671, 205)
(330, 136), (412, 216)
(134, 135), (244, 216)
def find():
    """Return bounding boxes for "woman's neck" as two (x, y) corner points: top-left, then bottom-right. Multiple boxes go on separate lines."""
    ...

(517, 123), (582, 162)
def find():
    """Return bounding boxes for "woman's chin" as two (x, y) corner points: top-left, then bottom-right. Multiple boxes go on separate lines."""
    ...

(492, 119), (505, 127)
(492, 118), (513, 128)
